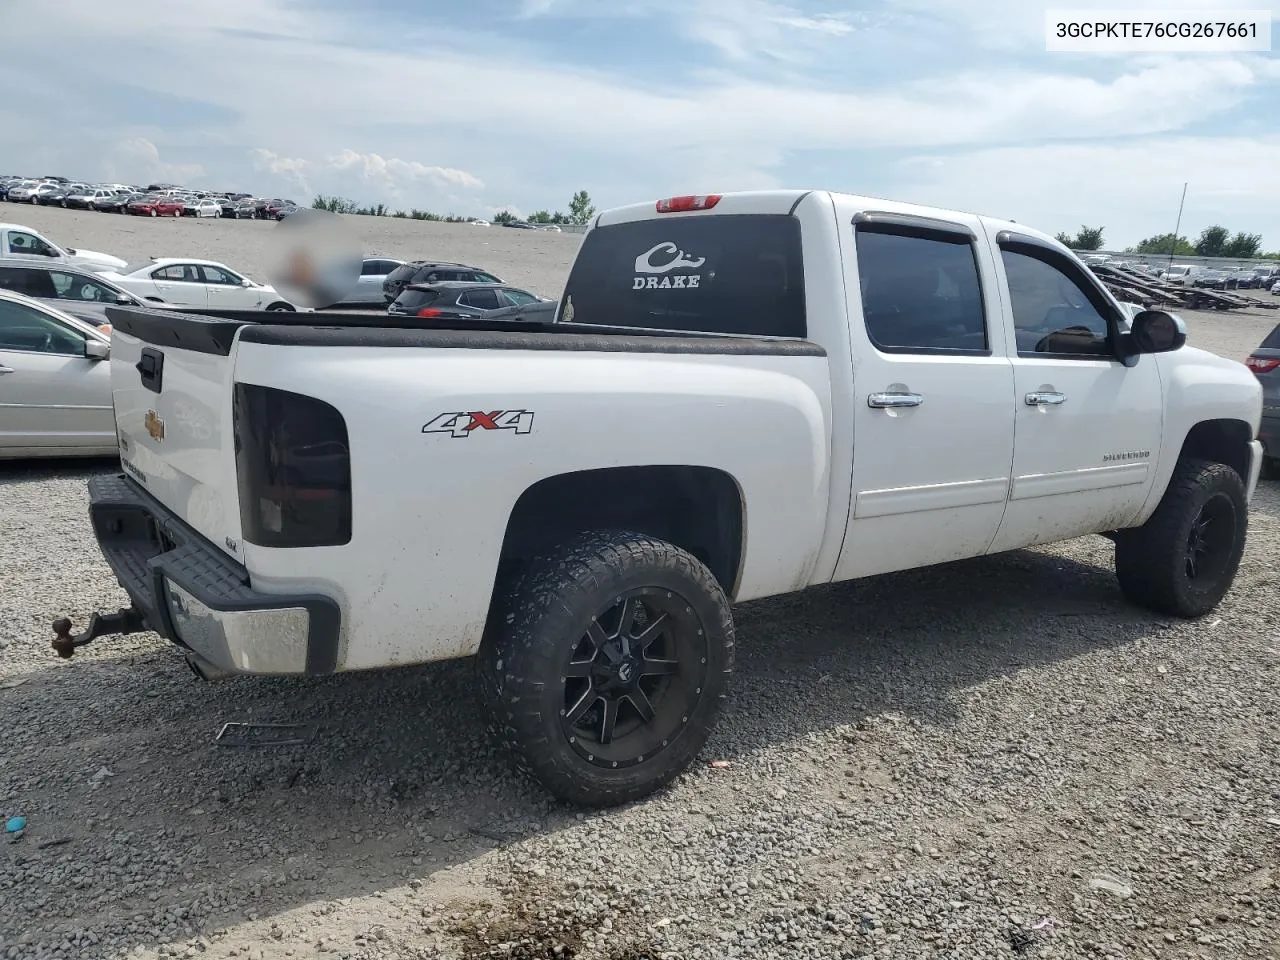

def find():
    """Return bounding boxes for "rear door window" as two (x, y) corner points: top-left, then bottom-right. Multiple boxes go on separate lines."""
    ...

(459, 289), (502, 310)
(560, 214), (806, 337)
(1261, 324), (1280, 349)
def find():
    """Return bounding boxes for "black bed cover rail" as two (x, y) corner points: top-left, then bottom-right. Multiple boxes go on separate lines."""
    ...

(103, 304), (826, 358)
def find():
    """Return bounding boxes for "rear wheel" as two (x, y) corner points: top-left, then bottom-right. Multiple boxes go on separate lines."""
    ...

(1114, 458), (1248, 618)
(479, 530), (734, 807)
(149, 208), (158, 217)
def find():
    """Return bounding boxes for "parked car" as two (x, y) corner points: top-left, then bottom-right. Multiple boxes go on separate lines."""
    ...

(5, 181), (41, 202)
(388, 281), (551, 319)
(93, 191), (140, 213)
(182, 198), (223, 218)
(101, 257), (308, 311)
(1272, 279), (1280, 295)
(62, 189), (1265, 808)
(65, 188), (115, 210)
(33, 183), (72, 206)
(265, 199), (296, 219)
(1193, 270), (1228, 290)
(1245, 324), (1280, 480)
(233, 198), (259, 219)
(1162, 264), (1198, 285)
(502, 219), (535, 229)
(0, 223), (127, 272)
(332, 257), (405, 305)
(0, 288), (114, 458)
(1227, 270), (1260, 290)
(0, 260), (162, 328)
(129, 195), (184, 217)
(382, 261), (503, 304)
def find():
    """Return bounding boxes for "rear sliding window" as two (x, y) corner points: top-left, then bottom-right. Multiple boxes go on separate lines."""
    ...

(560, 214), (806, 337)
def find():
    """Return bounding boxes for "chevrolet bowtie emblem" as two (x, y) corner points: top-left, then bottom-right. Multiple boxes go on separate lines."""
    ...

(144, 410), (165, 441)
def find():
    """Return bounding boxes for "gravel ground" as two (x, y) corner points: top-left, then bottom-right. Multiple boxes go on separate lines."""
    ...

(2, 206), (1279, 960)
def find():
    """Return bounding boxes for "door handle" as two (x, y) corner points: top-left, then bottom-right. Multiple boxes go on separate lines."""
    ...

(1025, 391), (1067, 406)
(0, 365), (13, 375)
(868, 391), (924, 409)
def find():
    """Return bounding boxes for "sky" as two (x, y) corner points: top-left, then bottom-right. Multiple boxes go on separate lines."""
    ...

(2, 0), (1277, 249)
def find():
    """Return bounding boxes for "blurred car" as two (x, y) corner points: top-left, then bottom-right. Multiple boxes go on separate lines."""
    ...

(1246, 323), (1280, 480)
(266, 199), (297, 219)
(0, 260), (160, 328)
(101, 257), (309, 311)
(5, 181), (41, 202)
(0, 288), (115, 458)
(232, 197), (259, 219)
(334, 257), (405, 305)
(0, 223), (127, 272)
(1227, 270), (1261, 290)
(1272, 279), (1280, 295)
(65, 187), (116, 210)
(502, 219), (535, 229)
(382, 260), (503, 304)
(181, 198), (222, 218)
(127, 195), (183, 217)
(387, 281), (552, 320)
(1192, 270), (1227, 289)
(33, 183), (73, 206)
(93, 191), (140, 213)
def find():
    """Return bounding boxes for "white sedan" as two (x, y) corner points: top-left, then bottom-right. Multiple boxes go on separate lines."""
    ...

(0, 289), (114, 458)
(183, 198), (222, 218)
(99, 258), (307, 311)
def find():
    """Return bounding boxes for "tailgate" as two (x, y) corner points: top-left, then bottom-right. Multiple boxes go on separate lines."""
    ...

(107, 306), (246, 557)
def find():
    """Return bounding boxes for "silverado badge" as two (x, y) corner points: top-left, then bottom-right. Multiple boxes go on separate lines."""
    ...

(144, 410), (165, 442)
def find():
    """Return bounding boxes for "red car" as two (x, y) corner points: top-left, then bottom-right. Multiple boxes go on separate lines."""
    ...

(126, 195), (183, 217)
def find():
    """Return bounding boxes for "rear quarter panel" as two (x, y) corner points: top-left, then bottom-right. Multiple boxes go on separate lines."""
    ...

(231, 342), (833, 670)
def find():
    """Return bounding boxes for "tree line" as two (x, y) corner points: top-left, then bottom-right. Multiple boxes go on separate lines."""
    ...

(311, 190), (596, 226)
(1055, 223), (1279, 259)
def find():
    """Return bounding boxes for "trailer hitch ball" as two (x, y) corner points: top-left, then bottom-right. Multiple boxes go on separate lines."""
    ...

(51, 607), (148, 659)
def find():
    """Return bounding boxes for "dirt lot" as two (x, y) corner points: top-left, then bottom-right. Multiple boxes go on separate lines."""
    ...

(2, 204), (581, 303)
(1, 203), (1278, 960)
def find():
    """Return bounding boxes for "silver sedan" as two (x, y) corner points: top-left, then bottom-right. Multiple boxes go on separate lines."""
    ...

(0, 289), (114, 458)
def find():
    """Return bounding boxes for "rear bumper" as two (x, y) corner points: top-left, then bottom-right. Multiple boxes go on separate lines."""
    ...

(88, 474), (341, 676)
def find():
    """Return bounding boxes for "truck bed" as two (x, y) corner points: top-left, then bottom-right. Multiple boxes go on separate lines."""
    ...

(104, 305), (827, 358)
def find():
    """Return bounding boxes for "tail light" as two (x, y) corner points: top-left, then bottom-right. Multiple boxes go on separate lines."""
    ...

(417, 307), (441, 317)
(656, 194), (721, 213)
(233, 384), (351, 548)
(1245, 355), (1279, 374)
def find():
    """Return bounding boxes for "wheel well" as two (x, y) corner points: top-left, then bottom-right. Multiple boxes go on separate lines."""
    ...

(497, 466), (745, 597)
(1179, 419), (1253, 479)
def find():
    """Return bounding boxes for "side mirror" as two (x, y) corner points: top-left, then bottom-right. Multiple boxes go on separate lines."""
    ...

(84, 339), (110, 361)
(115, 294), (133, 305)
(66, 247), (77, 254)
(242, 278), (254, 287)
(1125, 310), (1186, 358)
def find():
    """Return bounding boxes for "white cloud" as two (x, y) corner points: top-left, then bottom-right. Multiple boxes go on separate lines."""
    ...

(251, 148), (312, 194)
(325, 150), (483, 193)
(102, 138), (204, 186)
(887, 136), (1280, 249)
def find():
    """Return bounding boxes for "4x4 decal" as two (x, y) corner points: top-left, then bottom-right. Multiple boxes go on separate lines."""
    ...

(422, 410), (535, 438)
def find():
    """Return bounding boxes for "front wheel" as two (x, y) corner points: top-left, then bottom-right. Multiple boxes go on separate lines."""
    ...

(1114, 458), (1248, 618)
(265, 302), (294, 312)
(479, 531), (734, 807)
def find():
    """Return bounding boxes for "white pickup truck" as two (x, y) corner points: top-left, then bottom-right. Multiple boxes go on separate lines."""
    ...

(57, 190), (1265, 807)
